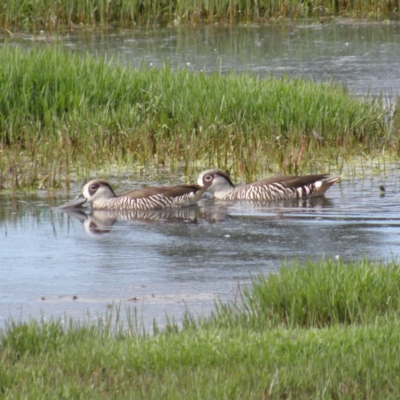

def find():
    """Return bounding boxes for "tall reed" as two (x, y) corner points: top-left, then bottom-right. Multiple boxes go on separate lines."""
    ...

(1, 0), (398, 29)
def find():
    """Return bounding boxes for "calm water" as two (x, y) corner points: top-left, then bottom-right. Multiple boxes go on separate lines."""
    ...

(2, 21), (400, 327)
(2, 171), (400, 328)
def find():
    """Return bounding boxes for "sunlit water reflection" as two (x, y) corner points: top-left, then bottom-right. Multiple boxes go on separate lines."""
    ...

(2, 174), (400, 328)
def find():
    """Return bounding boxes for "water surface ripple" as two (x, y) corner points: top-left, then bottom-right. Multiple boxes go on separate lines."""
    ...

(2, 176), (400, 327)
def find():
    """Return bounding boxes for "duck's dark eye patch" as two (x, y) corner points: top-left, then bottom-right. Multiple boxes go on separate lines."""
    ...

(204, 175), (213, 182)
(88, 184), (99, 195)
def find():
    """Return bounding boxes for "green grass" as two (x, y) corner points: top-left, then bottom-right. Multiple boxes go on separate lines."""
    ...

(197, 258), (400, 330)
(1, 44), (395, 190)
(2, 259), (400, 398)
(1, 0), (398, 29)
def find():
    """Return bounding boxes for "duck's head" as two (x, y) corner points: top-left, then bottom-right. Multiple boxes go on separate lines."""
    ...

(58, 179), (116, 209)
(197, 169), (235, 194)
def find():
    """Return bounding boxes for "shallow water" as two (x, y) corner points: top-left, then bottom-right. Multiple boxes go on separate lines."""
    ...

(2, 172), (400, 329)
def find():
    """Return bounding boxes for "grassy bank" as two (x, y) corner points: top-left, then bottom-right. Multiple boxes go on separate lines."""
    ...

(1, 0), (399, 30)
(1, 44), (395, 190)
(2, 259), (400, 398)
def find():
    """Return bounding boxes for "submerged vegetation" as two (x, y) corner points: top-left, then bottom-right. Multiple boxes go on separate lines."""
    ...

(2, 259), (400, 398)
(1, 0), (399, 29)
(0, 44), (396, 190)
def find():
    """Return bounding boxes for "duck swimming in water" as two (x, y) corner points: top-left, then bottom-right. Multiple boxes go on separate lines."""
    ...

(197, 169), (340, 201)
(59, 179), (207, 210)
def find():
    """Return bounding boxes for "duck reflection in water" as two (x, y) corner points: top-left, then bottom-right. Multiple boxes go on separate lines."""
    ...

(60, 193), (333, 236)
(60, 204), (229, 235)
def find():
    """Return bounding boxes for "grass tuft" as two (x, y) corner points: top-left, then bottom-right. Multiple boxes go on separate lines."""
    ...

(202, 258), (400, 330)
(0, 44), (394, 189)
